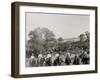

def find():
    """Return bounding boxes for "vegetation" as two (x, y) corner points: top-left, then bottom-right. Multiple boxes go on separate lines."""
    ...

(26, 27), (89, 58)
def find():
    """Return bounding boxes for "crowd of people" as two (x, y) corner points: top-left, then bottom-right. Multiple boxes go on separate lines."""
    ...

(26, 46), (89, 67)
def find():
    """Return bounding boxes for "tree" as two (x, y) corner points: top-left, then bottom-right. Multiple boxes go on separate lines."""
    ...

(85, 31), (90, 42)
(57, 37), (63, 42)
(27, 27), (56, 55)
(41, 28), (55, 42)
(41, 28), (56, 49)
(79, 34), (85, 42)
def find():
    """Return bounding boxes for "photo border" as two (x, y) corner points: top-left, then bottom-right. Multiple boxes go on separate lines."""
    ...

(11, 2), (98, 78)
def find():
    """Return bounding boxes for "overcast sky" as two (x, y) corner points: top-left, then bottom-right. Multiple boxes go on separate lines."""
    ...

(26, 12), (89, 40)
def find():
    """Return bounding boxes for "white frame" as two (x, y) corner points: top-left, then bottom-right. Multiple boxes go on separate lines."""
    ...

(20, 5), (95, 75)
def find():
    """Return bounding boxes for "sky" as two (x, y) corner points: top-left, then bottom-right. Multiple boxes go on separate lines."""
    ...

(26, 12), (89, 40)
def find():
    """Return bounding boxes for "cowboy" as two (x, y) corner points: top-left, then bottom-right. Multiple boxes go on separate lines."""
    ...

(45, 54), (52, 66)
(73, 54), (80, 65)
(65, 53), (71, 65)
(37, 54), (45, 66)
(53, 53), (60, 66)
(30, 53), (37, 67)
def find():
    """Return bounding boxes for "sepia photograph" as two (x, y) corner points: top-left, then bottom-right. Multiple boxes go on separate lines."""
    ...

(25, 12), (90, 67)
(11, 2), (97, 77)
